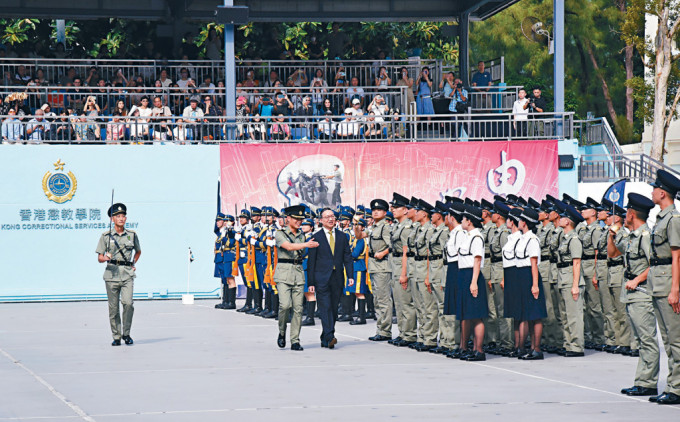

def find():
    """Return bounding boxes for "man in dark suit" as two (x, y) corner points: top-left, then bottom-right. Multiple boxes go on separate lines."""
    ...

(307, 208), (354, 349)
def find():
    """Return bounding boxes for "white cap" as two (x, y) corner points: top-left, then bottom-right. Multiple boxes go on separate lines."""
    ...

(352, 98), (360, 105)
(344, 107), (354, 114)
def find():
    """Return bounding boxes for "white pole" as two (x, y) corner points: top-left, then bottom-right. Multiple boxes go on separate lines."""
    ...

(183, 247), (194, 304)
(187, 247), (191, 294)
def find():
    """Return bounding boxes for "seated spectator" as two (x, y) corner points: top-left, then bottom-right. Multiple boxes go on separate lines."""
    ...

(67, 77), (86, 113)
(172, 119), (190, 144)
(54, 111), (74, 141)
(375, 66), (391, 88)
(83, 95), (101, 116)
(159, 69), (173, 88)
(512, 88), (530, 137)
(25, 109), (46, 143)
(273, 92), (294, 116)
(202, 95), (223, 140)
(106, 112), (126, 144)
(177, 68), (196, 91)
(288, 68), (308, 88)
(93, 79), (110, 115)
(336, 108), (360, 140)
(263, 70), (280, 88)
(169, 83), (184, 115)
(41, 103), (58, 140)
(364, 112), (384, 139)
(270, 114), (290, 141)
(310, 69), (328, 88)
(73, 112), (100, 142)
(345, 77), (365, 109)
(350, 98), (364, 119)
(152, 120), (173, 143)
(318, 97), (336, 116)
(367, 94), (388, 123)
(317, 111), (336, 141)
(14, 65), (32, 85)
(111, 99), (128, 119)
(127, 107), (149, 142)
(235, 96), (250, 140)
(310, 78), (327, 109)
(182, 96), (205, 141)
(1, 109), (22, 143)
(137, 96), (152, 121)
(198, 75), (216, 95)
(248, 114), (266, 142)
(34, 68), (49, 85)
(243, 68), (260, 87)
(333, 66), (348, 88)
(152, 79), (169, 107)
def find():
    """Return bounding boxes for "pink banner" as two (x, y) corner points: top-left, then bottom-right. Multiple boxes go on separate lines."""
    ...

(220, 141), (558, 211)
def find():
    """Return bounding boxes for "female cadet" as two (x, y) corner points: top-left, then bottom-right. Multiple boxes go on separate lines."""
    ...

(456, 204), (488, 362)
(301, 218), (317, 326)
(215, 214), (238, 310)
(516, 207), (547, 360)
(347, 218), (371, 325)
(501, 205), (523, 357)
(444, 202), (466, 358)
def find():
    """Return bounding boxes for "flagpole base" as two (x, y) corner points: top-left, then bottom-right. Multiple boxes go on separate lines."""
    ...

(182, 294), (195, 305)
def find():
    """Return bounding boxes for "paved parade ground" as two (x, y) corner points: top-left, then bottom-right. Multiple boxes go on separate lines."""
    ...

(1, 300), (678, 422)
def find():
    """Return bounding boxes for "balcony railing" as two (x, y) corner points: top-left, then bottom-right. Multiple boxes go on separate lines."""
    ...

(578, 153), (680, 183)
(1, 112), (574, 144)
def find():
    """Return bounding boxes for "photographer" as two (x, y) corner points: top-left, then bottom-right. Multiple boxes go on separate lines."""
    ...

(415, 67), (434, 121)
(395, 67), (415, 114)
(447, 78), (469, 140)
(523, 87), (548, 137)
(374, 66), (392, 108)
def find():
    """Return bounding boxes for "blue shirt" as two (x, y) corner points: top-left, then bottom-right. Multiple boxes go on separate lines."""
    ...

(471, 71), (492, 87)
(448, 88), (469, 112)
(1, 118), (22, 141)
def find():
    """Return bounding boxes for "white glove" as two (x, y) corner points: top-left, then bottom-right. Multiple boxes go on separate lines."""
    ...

(235, 233), (242, 241)
(266, 239), (276, 247)
(250, 238), (257, 245)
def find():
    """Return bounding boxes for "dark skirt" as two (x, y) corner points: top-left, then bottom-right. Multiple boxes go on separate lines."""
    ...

(515, 266), (548, 321)
(443, 262), (459, 315)
(456, 267), (489, 320)
(344, 271), (371, 295)
(214, 262), (223, 278)
(503, 266), (520, 319)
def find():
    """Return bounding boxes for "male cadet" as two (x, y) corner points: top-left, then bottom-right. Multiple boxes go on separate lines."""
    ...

(245, 207), (264, 314)
(236, 209), (254, 312)
(487, 199), (512, 355)
(479, 199), (495, 350)
(593, 199), (615, 351)
(537, 199), (559, 352)
(411, 199), (438, 351)
(647, 170), (680, 405)
(275, 205), (319, 351)
(556, 204), (586, 357)
(579, 198), (607, 350)
(548, 197), (567, 354)
(612, 193), (660, 398)
(389, 193), (417, 347)
(367, 198), (393, 341)
(428, 201), (451, 354)
(96, 203), (141, 346)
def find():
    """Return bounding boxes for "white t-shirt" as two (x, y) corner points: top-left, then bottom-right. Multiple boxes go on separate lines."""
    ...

(336, 119), (359, 136)
(502, 230), (521, 268)
(513, 98), (529, 121)
(318, 120), (336, 136)
(458, 228), (485, 269)
(445, 225), (464, 263)
(346, 87), (365, 101)
(515, 231), (541, 268)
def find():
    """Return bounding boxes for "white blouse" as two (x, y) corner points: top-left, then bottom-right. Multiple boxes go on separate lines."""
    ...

(515, 231), (541, 268)
(445, 225), (464, 263)
(458, 228), (485, 269)
(502, 230), (521, 268)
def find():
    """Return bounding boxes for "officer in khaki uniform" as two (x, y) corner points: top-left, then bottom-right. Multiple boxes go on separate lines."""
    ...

(275, 205), (319, 351)
(405, 197), (422, 348)
(367, 199), (394, 341)
(593, 200), (615, 349)
(614, 193), (660, 397)
(547, 198), (567, 353)
(578, 198), (607, 349)
(537, 200), (558, 351)
(96, 203), (141, 346)
(487, 201), (512, 354)
(647, 170), (680, 405)
(411, 199), (437, 351)
(556, 203), (586, 356)
(389, 193), (417, 347)
(427, 201), (450, 354)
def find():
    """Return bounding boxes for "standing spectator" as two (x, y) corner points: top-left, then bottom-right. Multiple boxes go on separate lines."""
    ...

(440, 72), (456, 98)
(273, 93), (294, 116)
(525, 87), (548, 137)
(288, 68), (308, 88)
(296, 96), (315, 139)
(41, 103), (58, 140)
(85, 67), (101, 87)
(199, 75), (216, 95)
(202, 95), (223, 140)
(333, 66), (348, 88)
(182, 96), (205, 141)
(243, 68), (260, 88)
(248, 114), (266, 141)
(204, 28), (222, 60)
(309, 35), (324, 60)
(234, 96), (250, 140)
(106, 112), (126, 144)
(25, 109), (46, 143)
(374, 66), (392, 107)
(512, 88), (530, 138)
(1, 109), (22, 143)
(395, 67), (415, 115)
(177, 68), (196, 91)
(270, 114), (291, 141)
(328, 23), (350, 59)
(310, 69), (328, 88)
(310, 77), (328, 110)
(345, 76), (365, 110)
(471, 61), (493, 109)
(415, 67), (434, 118)
(448, 78), (469, 139)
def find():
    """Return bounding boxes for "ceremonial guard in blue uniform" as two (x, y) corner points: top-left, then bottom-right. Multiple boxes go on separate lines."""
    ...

(214, 214), (238, 309)
(236, 209), (253, 312)
(346, 218), (371, 325)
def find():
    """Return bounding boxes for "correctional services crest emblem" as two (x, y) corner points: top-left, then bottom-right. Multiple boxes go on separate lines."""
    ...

(42, 159), (77, 204)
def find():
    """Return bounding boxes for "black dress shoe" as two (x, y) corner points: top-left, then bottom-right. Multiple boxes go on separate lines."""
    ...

(111, 339), (121, 346)
(545, 345), (557, 354)
(459, 350), (474, 360)
(416, 344), (435, 352)
(254, 308), (269, 317)
(520, 350), (544, 360)
(563, 351), (585, 357)
(629, 349), (640, 357)
(262, 310), (277, 319)
(368, 334), (391, 341)
(246, 306), (262, 315)
(122, 335), (133, 345)
(649, 393), (664, 402)
(584, 341), (594, 350)
(236, 304), (251, 313)
(507, 348), (521, 358)
(365, 311), (376, 320)
(388, 336), (402, 345)
(277, 334), (286, 349)
(349, 317), (366, 325)
(625, 386), (658, 396)
(215, 302), (226, 309)
(657, 392), (680, 405)
(429, 346), (445, 354)
(465, 351), (486, 361)
(291, 343), (304, 351)
(301, 317), (315, 326)
(408, 342), (423, 349)
(612, 346), (624, 354)
(619, 346), (632, 356)
(328, 338), (337, 349)
(556, 348), (567, 356)
(337, 314), (352, 322)
(447, 348), (462, 359)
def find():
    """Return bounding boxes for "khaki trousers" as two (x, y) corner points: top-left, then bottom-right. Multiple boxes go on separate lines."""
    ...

(105, 279), (134, 340)
(627, 300), (660, 389)
(370, 272), (393, 337)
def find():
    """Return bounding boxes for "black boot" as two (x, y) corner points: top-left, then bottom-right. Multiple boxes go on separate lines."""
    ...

(264, 294), (278, 319)
(258, 290), (271, 316)
(225, 287), (237, 309)
(246, 288), (262, 314)
(366, 291), (376, 319)
(237, 287), (252, 312)
(215, 283), (228, 309)
(302, 301), (316, 326)
(338, 295), (353, 322)
(350, 298), (366, 325)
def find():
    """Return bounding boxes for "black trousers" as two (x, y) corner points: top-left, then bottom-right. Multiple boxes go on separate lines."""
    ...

(315, 271), (343, 344)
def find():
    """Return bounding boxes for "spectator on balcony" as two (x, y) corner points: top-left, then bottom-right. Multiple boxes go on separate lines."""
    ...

(127, 107), (149, 142)
(169, 83), (185, 115)
(152, 120), (173, 143)
(375, 66), (392, 106)
(106, 112), (126, 144)
(372, 50), (388, 80)
(199, 75), (216, 95)
(273, 92), (294, 116)
(364, 112), (384, 140)
(512, 88), (530, 138)
(328, 23), (350, 60)
(345, 77), (365, 110)
(34, 68), (49, 85)
(83, 95), (101, 117)
(333, 66), (348, 88)
(286, 79), (304, 109)
(310, 77), (328, 110)
(440, 72), (456, 98)
(319, 97), (336, 116)
(234, 96), (250, 140)
(256, 95), (274, 117)
(415, 67), (434, 117)
(159, 69), (173, 88)
(1, 109), (22, 143)
(93, 79), (110, 115)
(525, 87), (548, 137)
(350, 98), (364, 120)
(67, 77), (86, 113)
(182, 96), (204, 141)
(172, 119), (189, 144)
(85, 67), (102, 87)
(151, 79), (168, 107)
(243, 68), (260, 88)
(471, 61), (493, 109)
(248, 114), (266, 142)
(448, 78), (469, 139)
(136, 96), (152, 123)
(111, 99), (128, 120)
(309, 35), (324, 60)
(296, 96), (314, 139)
(264, 70), (280, 88)
(310, 69), (328, 88)
(127, 80), (145, 108)
(202, 95), (222, 140)
(180, 32), (199, 60)
(74, 112), (100, 142)
(395, 67), (415, 114)
(367, 94), (388, 123)
(270, 114), (291, 141)
(288, 68), (308, 88)
(41, 103), (57, 140)
(317, 110), (336, 141)
(336, 108), (360, 140)
(205, 28), (222, 61)
(55, 111), (74, 141)
(53, 42), (68, 59)
(14, 65), (32, 85)
(387, 108), (406, 140)
(177, 68), (196, 91)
